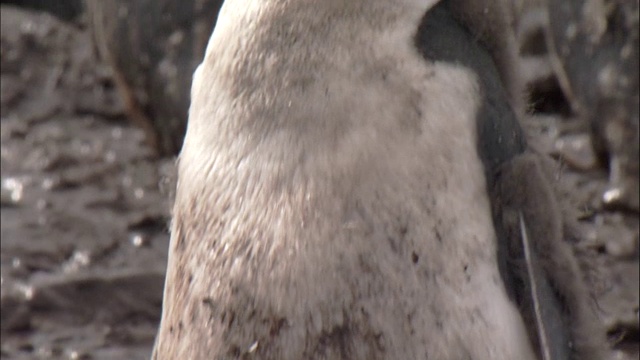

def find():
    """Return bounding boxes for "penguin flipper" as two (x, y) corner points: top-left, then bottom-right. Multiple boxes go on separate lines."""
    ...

(519, 212), (571, 360)
(494, 153), (608, 360)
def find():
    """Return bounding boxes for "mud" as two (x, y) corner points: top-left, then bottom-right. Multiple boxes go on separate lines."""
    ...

(1, 6), (171, 359)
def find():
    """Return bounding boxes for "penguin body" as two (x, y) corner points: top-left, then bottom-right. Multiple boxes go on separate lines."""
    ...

(153, 1), (603, 359)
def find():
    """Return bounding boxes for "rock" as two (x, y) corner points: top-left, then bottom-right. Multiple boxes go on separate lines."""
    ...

(0, 0), (83, 22)
(85, 0), (224, 156)
(546, 0), (639, 210)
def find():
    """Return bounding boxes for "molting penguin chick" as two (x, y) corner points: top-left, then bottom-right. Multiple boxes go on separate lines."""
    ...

(153, 0), (604, 359)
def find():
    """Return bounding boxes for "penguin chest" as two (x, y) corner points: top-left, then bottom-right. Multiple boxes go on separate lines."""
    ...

(164, 63), (534, 360)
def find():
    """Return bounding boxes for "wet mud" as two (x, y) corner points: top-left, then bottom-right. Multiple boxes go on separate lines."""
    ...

(1, 6), (171, 359)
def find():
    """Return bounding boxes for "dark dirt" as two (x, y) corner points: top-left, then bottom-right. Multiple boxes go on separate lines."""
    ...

(0, 3), (638, 360)
(1, 6), (171, 359)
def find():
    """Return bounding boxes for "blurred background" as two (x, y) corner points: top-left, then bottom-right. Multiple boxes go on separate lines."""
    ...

(0, 1), (637, 359)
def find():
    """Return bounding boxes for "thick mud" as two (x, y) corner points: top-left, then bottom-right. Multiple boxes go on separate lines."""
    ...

(1, 6), (172, 359)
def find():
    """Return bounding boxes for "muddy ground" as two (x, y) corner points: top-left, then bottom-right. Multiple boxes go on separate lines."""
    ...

(1, 6), (171, 359)
(0, 4), (638, 360)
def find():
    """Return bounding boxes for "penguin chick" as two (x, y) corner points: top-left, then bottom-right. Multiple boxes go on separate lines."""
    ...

(152, 0), (591, 359)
